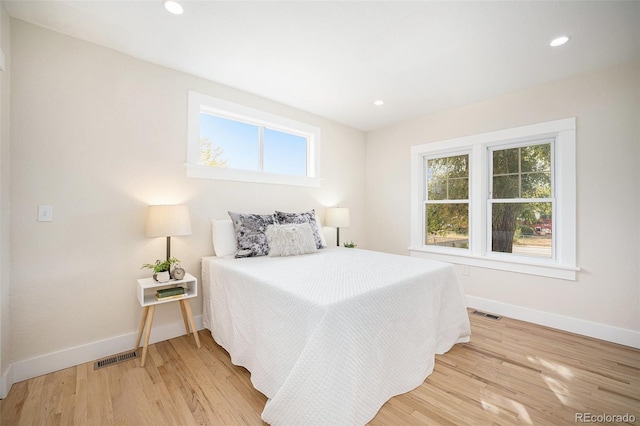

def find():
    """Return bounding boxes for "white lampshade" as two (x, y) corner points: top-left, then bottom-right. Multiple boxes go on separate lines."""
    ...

(326, 207), (350, 228)
(145, 205), (192, 237)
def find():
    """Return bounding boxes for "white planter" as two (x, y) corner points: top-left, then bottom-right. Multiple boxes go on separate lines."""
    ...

(154, 271), (171, 283)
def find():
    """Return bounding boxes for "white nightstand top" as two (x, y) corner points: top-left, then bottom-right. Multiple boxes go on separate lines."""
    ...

(137, 272), (196, 288)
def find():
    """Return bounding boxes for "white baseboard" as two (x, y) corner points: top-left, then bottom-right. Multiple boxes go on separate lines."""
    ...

(1, 362), (13, 399)
(466, 295), (640, 349)
(1, 315), (203, 399)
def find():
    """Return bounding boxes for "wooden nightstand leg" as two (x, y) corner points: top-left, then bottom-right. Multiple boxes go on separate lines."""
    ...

(182, 300), (201, 349)
(140, 305), (156, 367)
(179, 300), (190, 336)
(135, 306), (149, 350)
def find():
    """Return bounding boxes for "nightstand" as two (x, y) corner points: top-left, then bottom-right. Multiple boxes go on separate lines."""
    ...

(135, 272), (201, 367)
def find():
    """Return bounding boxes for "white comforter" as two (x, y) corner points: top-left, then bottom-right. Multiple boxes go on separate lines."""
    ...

(202, 248), (470, 426)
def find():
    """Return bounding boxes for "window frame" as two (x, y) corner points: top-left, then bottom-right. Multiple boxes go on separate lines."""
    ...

(410, 118), (578, 280)
(187, 91), (321, 187)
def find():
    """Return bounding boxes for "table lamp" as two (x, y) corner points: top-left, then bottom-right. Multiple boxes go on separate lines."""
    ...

(326, 207), (350, 247)
(145, 205), (192, 260)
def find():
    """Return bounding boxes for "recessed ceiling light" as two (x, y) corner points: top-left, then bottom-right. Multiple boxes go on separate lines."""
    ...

(373, 100), (384, 106)
(550, 36), (569, 47)
(164, 1), (183, 15)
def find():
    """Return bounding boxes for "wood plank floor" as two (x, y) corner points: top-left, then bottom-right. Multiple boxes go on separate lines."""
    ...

(2, 310), (638, 425)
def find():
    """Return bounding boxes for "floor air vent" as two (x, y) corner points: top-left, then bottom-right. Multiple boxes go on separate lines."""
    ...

(94, 350), (139, 370)
(471, 310), (502, 320)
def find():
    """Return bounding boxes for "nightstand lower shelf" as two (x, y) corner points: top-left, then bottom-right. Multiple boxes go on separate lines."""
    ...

(134, 298), (201, 367)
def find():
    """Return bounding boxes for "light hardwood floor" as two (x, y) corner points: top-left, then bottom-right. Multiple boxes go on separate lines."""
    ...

(2, 310), (638, 425)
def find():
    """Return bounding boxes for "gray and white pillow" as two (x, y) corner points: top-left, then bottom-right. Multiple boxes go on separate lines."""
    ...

(266, 223), (318, 257)
(275, 209), (327, 249)
(228, 211), (276, 258)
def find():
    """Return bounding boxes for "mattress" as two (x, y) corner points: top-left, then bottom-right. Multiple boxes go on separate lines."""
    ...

(202, 247), (470, 425)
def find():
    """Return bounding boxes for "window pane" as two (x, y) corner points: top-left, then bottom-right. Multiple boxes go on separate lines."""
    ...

(491, 202), (552, 258)
(428, 177), (446, 200)
(427, 154), (468, 200)
(522, 172), (551, 198)
(521, 144), (551, 173)
(493, 175), (519, 199)
(448, 155), (469, 178)
(263, 128), (307, 176)
(427, 158), (448, 200)
(199, 137), (227, 167)
(448, 178), (468, 199)
(493, 143), (552, 199)
(493, 148), (519, 175)
(425, 203), (469, 249)
(200, 113), (259, 171)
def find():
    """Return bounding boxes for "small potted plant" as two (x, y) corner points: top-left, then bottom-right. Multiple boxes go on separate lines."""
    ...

(141, 257), (181, 282)
(343, 241), (357, 248)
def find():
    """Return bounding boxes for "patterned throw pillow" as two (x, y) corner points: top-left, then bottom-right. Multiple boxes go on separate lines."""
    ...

(265, 223), (318, 257)
(274, 209), (327, 249)
(228, 212), (276, 258)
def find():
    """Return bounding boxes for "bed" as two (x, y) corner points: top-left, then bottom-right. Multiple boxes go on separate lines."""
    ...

(201, 245), (471, 425)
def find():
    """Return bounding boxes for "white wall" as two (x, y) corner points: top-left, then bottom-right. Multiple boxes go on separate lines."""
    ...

(0, 1), (11, 397)
(365, 60), (640, 344)
(9, 19), (366, 373)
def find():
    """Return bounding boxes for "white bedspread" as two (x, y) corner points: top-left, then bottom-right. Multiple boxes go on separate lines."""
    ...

(202, 248), (470, 426)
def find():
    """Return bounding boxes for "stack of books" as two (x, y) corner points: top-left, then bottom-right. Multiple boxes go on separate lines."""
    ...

(156, 286), (186, 301)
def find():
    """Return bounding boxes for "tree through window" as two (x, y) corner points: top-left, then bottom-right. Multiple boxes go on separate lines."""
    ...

(425, 153), (469, 249)
(490, 141), (553, 258)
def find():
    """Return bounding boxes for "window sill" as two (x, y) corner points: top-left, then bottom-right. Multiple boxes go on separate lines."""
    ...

(408, 246), (579, 281)
(186, 164), (321, 188)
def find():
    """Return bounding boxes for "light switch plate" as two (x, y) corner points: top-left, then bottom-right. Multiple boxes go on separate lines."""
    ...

(38, 205), (53, 222)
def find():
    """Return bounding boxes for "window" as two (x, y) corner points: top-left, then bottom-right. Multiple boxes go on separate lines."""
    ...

(425, 153), (470, 249)
(489, 141), (553, 258)
(410, 118), (577, 280)
(187, 91), (321, 187)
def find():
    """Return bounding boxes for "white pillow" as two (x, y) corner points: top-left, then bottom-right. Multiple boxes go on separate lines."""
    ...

(266, 223), (318, 257)
(211, 219), (237, 257)
(274, 209), (327, 249)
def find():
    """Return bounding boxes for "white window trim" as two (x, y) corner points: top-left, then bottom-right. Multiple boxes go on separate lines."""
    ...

(187, 91), (321, 187)
(410, 118), (578, 280)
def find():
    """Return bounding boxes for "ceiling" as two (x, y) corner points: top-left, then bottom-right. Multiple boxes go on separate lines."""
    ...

(5, 1), (640, 131)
